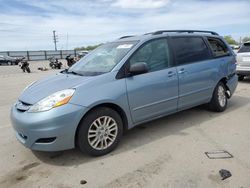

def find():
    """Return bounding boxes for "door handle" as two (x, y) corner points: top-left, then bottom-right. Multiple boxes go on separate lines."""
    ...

(178, 68), (187, 74)
(167, 71), (176, 77)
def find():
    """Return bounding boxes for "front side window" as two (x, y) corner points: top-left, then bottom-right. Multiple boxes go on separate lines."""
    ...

(129, 38), (170, 72)
(68, 41), (137, 76)
(172, 37), (211, 65)
(238, 43), (250, 53)
(208, 38), (229, 57)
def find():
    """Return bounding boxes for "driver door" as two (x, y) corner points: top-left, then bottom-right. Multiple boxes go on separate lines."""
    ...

(125, 38), (178, 123)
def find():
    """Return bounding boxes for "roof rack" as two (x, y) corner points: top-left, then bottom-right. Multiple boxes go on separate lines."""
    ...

(152, 30), (219, 36)
(119, 35), (134, 39)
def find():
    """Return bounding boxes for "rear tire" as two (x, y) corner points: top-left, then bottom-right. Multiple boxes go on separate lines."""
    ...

(77, 107), (123, 156)
(26, 67), (31, 73)
(238, 75), (244, 81)
(209, 82), (228, 112)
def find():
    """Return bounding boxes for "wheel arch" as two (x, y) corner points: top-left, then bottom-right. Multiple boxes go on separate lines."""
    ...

(74, 102), (129, 147)
(218, 77), (230, 98)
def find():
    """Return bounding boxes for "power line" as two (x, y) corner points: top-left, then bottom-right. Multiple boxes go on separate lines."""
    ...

(53, 30), (59, 51)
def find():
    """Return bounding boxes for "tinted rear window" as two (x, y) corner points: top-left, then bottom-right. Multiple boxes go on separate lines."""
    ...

(238, 43), (250, 53)
(208, 38), (229, 57)
(172, 37), (210, 65)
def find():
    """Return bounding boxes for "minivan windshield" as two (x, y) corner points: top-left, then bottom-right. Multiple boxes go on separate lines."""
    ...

(238, 43), (250, 53)
(68, 41), (137, 76)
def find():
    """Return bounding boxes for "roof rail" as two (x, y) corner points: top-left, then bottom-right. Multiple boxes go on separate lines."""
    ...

(152, 30), (219, 36)
(119, 35), (134, 39)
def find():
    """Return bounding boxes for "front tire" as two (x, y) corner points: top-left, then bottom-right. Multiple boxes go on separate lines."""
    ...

(209, 82), (228, 112)
(77, 107), (123, 156)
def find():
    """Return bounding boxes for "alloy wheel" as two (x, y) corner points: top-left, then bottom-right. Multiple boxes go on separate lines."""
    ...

(87, 116), (118, 150)
(218, 85), (226, 107)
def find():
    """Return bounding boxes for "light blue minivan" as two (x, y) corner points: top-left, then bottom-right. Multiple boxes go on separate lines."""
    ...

(11, 30), (238, 156)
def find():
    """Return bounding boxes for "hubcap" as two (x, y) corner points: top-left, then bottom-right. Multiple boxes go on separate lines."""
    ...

(218, 85), (226, 107)
(88, 116), (118, 150)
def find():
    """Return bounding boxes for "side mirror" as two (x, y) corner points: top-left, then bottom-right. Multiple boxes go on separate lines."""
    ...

(129, 62), (148, 76)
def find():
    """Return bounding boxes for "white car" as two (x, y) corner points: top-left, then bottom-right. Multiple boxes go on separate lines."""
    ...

(237, 41), (250, 80)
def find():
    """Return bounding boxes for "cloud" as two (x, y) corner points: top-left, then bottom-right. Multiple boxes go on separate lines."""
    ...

(0, 0), (249, 51)
(111, 0), (170, 9)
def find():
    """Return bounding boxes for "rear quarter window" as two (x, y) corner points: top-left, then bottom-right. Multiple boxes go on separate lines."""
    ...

(207, 38), (229, 57)
(171, 37), (211, 65)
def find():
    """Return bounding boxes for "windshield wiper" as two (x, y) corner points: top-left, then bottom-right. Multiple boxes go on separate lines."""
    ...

(67, 71), (83, 76)
(60, 69), (68, 74)
(63, 70), (105, 76)
(80, 71), (106, 76)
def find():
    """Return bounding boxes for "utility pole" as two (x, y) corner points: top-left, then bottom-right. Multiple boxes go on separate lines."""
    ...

(66, 33), (69, 50)
(53, 30), (58, 51)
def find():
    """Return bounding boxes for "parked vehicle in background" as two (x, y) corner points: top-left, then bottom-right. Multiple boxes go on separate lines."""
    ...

(236, 41), (250, 80)
(19, 57), (30, 73)
(48, 57), (62, 69)
(0, 55), (22, 65)
(230, 45), (240, 50)
(77, 51), (88, 59)
(11, 30), (238, 156)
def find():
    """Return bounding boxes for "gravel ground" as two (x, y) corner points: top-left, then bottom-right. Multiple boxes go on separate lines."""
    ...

(0, 62), (250, 188)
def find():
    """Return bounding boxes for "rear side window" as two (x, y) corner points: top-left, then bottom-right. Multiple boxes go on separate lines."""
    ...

(208, 38), (229, 57)
(238, 43), (250, 53)
(171, 37), (210, 65)
(129, 38), (170, 72)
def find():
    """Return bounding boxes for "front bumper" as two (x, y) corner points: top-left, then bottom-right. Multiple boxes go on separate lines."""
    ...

(10, 103), (88, 151)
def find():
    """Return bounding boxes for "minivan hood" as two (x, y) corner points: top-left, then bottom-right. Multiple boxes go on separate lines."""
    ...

(19, 73), (93, 104)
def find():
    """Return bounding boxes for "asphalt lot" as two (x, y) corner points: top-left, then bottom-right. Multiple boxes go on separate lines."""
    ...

(0, 61), (250, 188)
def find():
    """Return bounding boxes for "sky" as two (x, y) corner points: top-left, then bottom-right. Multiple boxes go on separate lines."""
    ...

(0, 0), (250, 51)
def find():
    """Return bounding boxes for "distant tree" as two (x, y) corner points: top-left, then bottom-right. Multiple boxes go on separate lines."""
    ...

(224, 36), (238, 45)
(242, 37), (250, 43)
(75, 44), (102, 51)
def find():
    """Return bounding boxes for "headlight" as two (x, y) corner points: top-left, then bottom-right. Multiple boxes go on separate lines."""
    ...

(28, 89), (75, 112)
